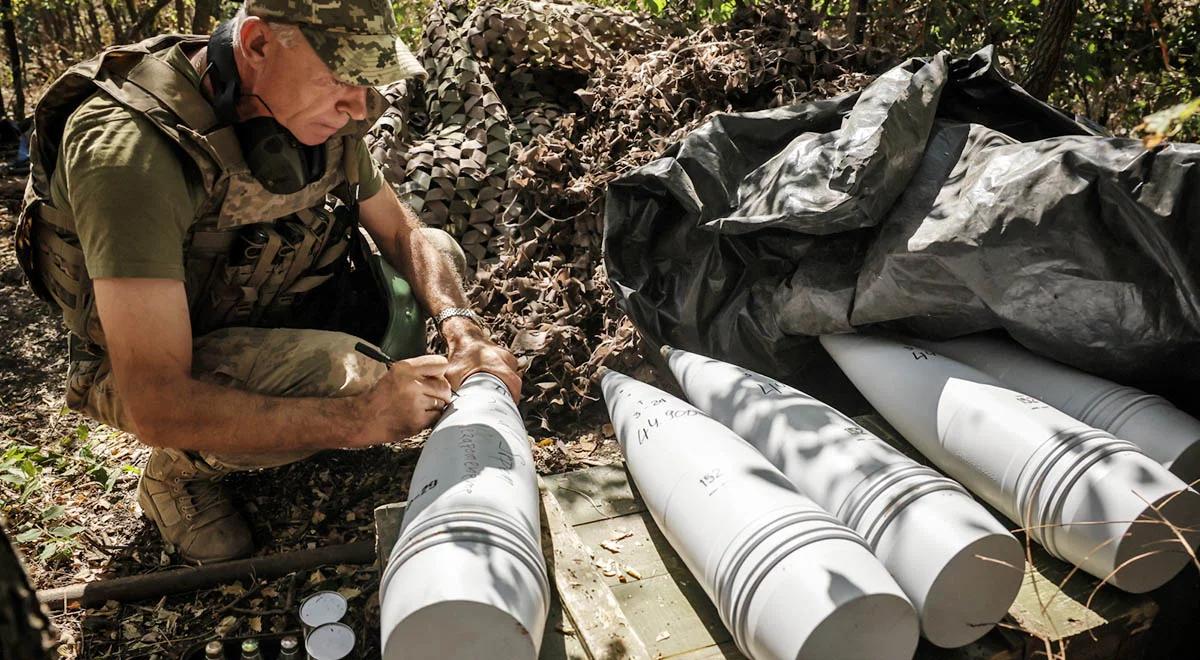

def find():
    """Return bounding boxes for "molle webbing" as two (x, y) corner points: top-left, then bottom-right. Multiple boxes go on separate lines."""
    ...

(16, 34), (377, 349)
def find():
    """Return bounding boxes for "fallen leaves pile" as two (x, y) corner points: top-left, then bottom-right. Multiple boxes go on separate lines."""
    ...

(368, 0), (874, 424)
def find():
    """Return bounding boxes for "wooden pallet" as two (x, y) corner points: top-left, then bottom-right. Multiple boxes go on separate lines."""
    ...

(376, 416), (1159, 660)
(537, 459), (1157, 658)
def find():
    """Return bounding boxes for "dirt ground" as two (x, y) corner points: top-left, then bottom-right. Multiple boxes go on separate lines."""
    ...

(0, 166), (627, 658)
(4, 155), (1200, 658)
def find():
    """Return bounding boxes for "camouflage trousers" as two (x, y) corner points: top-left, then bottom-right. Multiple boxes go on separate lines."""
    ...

(67, 327), (394, 472)
(66, 228), (465, 473)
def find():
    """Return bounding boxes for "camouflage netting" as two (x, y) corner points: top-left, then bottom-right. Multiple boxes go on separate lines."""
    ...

(366, 0), (874, 424)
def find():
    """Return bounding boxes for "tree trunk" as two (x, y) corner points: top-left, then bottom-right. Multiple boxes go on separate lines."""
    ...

(65, 4), (79, 45)
(846, 0), (869, 45)
(126, 0), (172, 41)
(103, 0), (128, 38)
(52, 8), (75, 62)
(1, 0), (25, 120)
(1022, 0), (1081, 101)
(175, 0), (186, 32)
(192, 0), (217, 34)
(85, 0), (105, 47)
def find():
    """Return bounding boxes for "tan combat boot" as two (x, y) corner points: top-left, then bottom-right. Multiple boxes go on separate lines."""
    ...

(136, 448), (254, 563)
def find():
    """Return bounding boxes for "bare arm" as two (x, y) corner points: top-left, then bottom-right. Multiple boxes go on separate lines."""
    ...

(359, 184), (522, 399)
(92, 278), (450, 453)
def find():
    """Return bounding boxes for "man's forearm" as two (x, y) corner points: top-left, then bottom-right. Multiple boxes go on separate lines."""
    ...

(358, 185), (519, 396)
(132, 374), (365, 455)
(385, 201), (471, 317)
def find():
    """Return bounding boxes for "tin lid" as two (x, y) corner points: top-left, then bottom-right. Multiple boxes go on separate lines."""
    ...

(280, 635), (299, 650)
(298, 590), (348, 627)
(240, 639), (259, 652)
(305, 622), (356, 660)
(204, 640), (223, 657)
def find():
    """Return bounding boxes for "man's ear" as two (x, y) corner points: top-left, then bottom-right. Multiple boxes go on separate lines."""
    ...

(237, 16), (271, 69)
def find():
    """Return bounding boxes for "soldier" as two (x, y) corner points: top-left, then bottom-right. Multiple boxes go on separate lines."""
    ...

(14, 0), (521, 562)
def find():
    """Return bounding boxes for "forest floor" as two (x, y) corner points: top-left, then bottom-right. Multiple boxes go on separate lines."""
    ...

(0, 165), (628, 658)
(5, 163), (1200, 659)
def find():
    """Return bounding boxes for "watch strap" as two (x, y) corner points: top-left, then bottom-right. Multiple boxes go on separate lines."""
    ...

(433, 307), (486, 331)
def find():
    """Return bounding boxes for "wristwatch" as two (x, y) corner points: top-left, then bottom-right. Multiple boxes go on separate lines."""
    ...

(433, 307), (487, 332)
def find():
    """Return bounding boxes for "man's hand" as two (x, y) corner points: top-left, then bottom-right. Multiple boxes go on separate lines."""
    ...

(93, 278), (404, 455)
(352, 355), (453, 446)
(441, 317), (522, 402)
(357, 174), (520, 400)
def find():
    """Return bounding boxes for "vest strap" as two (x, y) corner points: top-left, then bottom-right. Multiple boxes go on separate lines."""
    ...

(36, 203), (76, 233)
(121, 55), (220, 132)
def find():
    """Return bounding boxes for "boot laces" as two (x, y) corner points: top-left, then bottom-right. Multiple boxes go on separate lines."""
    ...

(181, 477), (229, 518)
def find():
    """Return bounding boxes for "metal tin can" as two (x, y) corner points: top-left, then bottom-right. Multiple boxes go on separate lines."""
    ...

(305, 622), (356, 660)
(298, 590), (348, 629)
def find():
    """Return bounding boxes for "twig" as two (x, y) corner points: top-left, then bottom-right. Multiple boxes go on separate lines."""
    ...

(557, 486), (604, 513)
(230, 606), (289, 616)
(216, 580), (263, 617)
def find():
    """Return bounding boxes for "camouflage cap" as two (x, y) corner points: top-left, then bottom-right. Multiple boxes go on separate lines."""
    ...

(244, 0), (426, 85)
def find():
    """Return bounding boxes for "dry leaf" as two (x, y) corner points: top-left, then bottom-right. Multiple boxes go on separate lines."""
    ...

(215, 615), (238, 637)
(218, 583), (246, 597)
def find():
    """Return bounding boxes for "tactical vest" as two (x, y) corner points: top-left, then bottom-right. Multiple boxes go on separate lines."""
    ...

(15, 34), (387, 353)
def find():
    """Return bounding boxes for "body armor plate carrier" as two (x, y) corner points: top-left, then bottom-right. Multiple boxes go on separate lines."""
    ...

(15, 34), (388, 354)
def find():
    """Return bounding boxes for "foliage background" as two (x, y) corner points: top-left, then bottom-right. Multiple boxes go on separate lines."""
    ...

(0, 0), (1194, 140)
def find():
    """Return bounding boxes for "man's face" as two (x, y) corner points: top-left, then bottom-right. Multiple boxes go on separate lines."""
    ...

(248, 23), (370, 145)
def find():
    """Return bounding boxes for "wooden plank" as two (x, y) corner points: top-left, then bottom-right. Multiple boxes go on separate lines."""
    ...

(373, 501), (408, 569)
(542, 464), (646, 525)
(539, 587), (591, 660)
(665, 641), (745, 660)
(609, 573), (733, 659)
(574, 511), (690, 586)
(1009, 541), (1158, 644)
(571, 508), (735, 657)
(539, 476), (652, 660)
(549, 460), (1163, 660)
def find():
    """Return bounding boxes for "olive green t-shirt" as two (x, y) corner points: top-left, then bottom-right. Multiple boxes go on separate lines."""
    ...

(48, 46), (384, 281)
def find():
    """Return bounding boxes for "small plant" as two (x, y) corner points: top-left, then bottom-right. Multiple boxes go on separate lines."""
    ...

(2, 425), (140, 564)
(56, 424), (141, 493)
(12, 505), (86, 562)
(0, 444), (51, 505)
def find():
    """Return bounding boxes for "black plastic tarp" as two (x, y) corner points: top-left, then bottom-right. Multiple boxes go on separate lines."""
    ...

(603, 47), (1200, 396)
